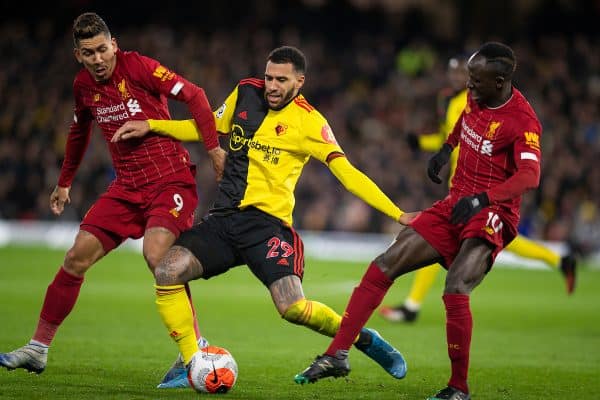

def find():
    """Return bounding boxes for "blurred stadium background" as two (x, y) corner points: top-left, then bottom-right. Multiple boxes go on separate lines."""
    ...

(1, 0), (599, 256)
(1, 1), (599, 399)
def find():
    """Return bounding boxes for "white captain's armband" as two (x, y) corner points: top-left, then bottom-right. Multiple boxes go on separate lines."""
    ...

(520, 152), (538, 161)
(170, 81), (184, 96)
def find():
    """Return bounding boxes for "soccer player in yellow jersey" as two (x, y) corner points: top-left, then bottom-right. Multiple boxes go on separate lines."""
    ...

(113, 46), (417, 388)
(379, 56), (577, 324)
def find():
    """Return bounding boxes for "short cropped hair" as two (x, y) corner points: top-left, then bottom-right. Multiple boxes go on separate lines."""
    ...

(72, 12), (111, 47)
(267, 46), (307, 74)
(477, 42), (516, 78)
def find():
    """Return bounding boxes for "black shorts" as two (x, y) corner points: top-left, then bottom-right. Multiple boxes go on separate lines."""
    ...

(175, 207), (305, 287)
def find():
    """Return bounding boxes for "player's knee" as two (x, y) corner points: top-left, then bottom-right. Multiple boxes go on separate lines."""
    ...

(143, 230), (178, 271)
(143, 250), (163, 271)
(282, 298), (308, 324)
(154, 259), (181, 286)
(63, 248), (93, 276)
(153, 247), (197, 286)
(444, 275), (470, 294)
(374, 242), (413, 280)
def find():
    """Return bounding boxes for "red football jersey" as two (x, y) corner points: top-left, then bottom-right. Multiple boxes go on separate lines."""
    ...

(59, 50), (208, 188)
(447, 88), (542, 224)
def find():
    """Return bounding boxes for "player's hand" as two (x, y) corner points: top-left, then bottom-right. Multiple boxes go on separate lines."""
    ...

(50, 185), (71, 216)
(450, 192), (489, 224)
(208, 147), (227, 182)
(111, 120), (151, 142)
(398, 211), (421, 226)
(427, 143), (453, 184)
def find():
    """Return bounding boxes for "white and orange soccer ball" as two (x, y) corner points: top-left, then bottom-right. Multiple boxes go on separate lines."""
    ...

(187, 346), (238, 394)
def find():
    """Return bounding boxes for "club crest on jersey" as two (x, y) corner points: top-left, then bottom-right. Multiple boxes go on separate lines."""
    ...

(93, 93), (101, 102)
(275, 123), (287, 136)
(321, 124), (337, 145)
(118, 79), (131, 100)
(485, 121), (501, 139)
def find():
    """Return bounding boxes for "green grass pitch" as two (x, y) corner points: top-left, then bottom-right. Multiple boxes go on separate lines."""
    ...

(0, 245), (599, 399)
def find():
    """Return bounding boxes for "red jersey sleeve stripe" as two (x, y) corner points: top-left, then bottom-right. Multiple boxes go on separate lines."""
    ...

(294, 97), (315, 112)
(239, 78), (265, 88)
(326, 152), (345, 164)
(240, 77), (263, 84)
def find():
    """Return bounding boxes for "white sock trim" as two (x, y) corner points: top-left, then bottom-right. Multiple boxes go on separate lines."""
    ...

(403, 299), (421, 312)
(29, 339), (49, 349)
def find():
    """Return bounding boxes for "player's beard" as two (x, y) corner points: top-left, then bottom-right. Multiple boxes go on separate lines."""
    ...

(266, 87), (297, 110)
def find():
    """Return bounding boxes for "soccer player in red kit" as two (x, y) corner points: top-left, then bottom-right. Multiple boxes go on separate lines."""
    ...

(0, 12), (226, 380)
(295, 42), (542, 400)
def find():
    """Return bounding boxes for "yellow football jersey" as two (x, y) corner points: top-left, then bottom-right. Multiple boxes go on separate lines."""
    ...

(212, 79), (343, 225)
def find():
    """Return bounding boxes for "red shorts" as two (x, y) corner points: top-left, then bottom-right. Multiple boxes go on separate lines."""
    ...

(80, 169), (198, 252)
(411, 196), (517, 269)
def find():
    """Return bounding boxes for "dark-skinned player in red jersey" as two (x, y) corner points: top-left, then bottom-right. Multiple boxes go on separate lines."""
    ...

(0, 12), (226, 385)
(295, 42), (542, 400)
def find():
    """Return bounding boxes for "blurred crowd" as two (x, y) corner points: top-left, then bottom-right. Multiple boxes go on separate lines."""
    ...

(1, 5), (599, 256)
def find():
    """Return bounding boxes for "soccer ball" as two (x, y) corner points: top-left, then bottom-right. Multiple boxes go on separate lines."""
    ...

(187, 346), (238, 394)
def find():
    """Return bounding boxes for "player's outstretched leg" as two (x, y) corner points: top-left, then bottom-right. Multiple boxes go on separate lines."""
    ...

(427, 386), (471, 400)
(559, 254), (577, 295)
(0, 341), (48, 374)
(355, 328), (407, 379)
(294, 350), (350, 384)
(157, 337), (209, 389)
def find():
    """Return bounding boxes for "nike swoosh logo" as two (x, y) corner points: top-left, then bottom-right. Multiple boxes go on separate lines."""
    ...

(211, 361), (219, 383)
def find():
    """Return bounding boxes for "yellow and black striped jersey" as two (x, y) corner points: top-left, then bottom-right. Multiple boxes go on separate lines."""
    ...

(213, 78), (344, 225)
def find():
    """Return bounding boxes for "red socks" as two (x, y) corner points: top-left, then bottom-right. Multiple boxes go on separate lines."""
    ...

(33, 267), (84, 345)
(326, 262), (392, 356)
(443, 293), (472, 394)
